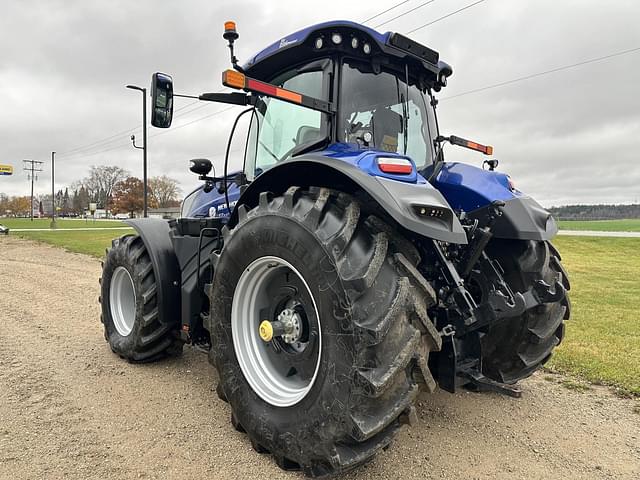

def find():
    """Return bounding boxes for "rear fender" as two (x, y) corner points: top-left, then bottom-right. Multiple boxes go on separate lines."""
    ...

(230, 156), (468, 244)
(124, 218), (181, 326)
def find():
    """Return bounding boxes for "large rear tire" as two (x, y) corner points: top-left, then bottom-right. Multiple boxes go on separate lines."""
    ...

(479, 240), (571, 383)
(100, 234), (183, 362)
(207, 187), (441, 476)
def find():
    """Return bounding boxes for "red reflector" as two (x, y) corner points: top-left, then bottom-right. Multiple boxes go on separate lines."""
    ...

(377, 157), (413, 174)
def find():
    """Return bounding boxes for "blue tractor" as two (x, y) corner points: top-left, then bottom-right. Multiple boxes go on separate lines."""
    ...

(100, 20), (571, 476)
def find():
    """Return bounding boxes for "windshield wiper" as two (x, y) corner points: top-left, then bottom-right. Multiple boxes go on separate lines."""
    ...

(402, 63), (410, 156)
(259, 140), (279, 161)
(400, 92), (408, 156)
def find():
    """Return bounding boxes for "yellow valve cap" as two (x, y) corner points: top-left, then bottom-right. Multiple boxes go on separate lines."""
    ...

(259, 320), (273, 342)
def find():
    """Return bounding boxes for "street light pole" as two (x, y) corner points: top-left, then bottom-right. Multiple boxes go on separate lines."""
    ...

(50, 151), (56, 228)
(126, 84), (148, 218)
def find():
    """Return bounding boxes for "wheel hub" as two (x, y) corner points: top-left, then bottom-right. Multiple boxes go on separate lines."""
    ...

(258, 308), (302, 344)
(231, 256), (321, 407)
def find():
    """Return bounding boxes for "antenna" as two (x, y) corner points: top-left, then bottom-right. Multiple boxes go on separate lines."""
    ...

(223, 21), (243, 72)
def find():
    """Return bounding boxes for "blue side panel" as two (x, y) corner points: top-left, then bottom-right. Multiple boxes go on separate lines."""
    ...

(430, 162), (524, 212)
(181, 143), (427, 220)
(319, 142), (425, 184)
(185, 183), (241, 219)
(182, 155), (519, 218)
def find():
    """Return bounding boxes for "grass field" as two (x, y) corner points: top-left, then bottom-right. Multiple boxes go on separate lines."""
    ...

(550, 236), (640, 396)
(10, 229), (135, 257)
(0, 217), (126, 229)
(559, 218), (640, 232)
(4, 223), (639, 396)
(4, 218), (133, 258)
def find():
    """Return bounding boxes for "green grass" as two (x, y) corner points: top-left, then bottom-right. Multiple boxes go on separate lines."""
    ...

(558, 219), (640, 232)
(11, 229), (134, 257)
(0, 217), (126, 229)
(549, 236), (640, 396)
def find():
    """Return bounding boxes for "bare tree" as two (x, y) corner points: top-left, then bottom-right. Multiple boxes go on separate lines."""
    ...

(84, 165), (129, 214)
(149, 175), (180, 208)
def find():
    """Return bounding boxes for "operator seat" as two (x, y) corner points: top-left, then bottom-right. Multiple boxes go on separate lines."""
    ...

(371, 108), (403, 153)
(295, 125), (322, 146)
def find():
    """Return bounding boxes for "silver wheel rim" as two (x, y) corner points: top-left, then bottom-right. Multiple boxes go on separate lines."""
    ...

(110, 266), (136, 336)
(231, 256), (322, 407)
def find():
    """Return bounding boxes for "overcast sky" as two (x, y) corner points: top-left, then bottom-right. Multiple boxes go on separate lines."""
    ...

(1, 0), (638, 206)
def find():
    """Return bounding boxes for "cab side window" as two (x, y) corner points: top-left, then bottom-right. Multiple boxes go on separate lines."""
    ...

(246, 64), (329, 178)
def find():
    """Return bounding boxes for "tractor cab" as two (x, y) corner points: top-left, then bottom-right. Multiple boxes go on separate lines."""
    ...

(151, 20), (502, 220)
(151, 21), (463, 175)
(237, 21), (449, 177)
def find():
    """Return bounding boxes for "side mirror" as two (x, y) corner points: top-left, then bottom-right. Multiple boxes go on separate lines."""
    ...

(151, 72), (174, 128)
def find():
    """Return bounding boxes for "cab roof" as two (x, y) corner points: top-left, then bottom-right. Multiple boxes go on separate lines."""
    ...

(242, 20), (452, 90)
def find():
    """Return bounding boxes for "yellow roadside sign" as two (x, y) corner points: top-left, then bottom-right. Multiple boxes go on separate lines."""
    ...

(0, 164), (13, 176)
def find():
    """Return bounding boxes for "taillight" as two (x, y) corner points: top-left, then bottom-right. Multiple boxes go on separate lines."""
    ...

(377, 157), (413, 175)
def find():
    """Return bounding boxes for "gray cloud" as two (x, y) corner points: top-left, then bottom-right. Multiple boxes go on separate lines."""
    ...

(1, 0), (638, 207)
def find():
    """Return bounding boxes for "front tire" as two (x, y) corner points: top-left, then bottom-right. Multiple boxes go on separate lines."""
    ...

(207, 187), (441, 476)
(100, 235), (183, 362)
(479, 240), (571, 383)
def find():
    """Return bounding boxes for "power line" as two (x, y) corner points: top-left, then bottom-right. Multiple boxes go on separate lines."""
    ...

(58, 99), (218, 159)
(374, 1), (436, 29)
(169, 100), (214, 118)
(441, 46), (640, 101)
(361, 0), (411, 24)
(150, 106), (236, 138)
(174, 99), (200, 112)
(58, 125), (140, 156)
(59, 104), (239, 161)
(58, 90), (225, 158)
(406, 0), (487, 34)
(59, 140), (134, 161)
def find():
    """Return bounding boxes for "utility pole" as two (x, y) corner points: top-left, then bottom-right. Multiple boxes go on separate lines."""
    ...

(127, 84), (148, 217)
(50, 151), (56, 228)
(23, 160), (43, 221)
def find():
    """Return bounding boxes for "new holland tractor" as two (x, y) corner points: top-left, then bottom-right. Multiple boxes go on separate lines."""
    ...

(100, 20), (571, 476)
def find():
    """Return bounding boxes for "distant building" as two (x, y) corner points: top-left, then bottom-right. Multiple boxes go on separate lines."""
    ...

(32, 198), (41, 218)
(41, 198), (54, 216)
(84, 208), (108, 219)
(147, 207), (181, 219)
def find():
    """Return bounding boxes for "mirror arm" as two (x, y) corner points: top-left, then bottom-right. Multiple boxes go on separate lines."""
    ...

(198, 92), (253, 106)
(173, 93), (200, 99)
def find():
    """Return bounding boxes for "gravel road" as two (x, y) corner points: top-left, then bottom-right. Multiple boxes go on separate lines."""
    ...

(1, 236), (638, 480)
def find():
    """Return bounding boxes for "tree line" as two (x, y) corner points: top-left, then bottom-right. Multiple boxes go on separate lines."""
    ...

(0, 165), (181, 217)
(549, 204), (640, 220)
